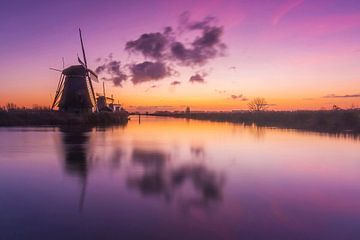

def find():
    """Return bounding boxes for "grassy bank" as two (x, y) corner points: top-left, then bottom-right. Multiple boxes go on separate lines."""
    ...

(152, 110), (360, 134)
(0, 110), (129, 126)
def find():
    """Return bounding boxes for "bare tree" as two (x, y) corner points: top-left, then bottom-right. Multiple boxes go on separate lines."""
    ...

(248, 97), (268, 111)
(6, 102), (17, 111)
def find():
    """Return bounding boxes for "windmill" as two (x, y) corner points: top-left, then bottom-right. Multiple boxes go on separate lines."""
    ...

(51, 29), (98, 112)
(96, 81), (116, 112)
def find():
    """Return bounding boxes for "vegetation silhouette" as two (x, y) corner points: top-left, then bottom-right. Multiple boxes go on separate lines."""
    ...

(248, 97), (268, 111)
(153, 109), (360, 134)
(0, 103), (128, 126)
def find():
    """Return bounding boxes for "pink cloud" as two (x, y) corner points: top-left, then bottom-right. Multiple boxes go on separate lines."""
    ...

(272, 0), (304, 26)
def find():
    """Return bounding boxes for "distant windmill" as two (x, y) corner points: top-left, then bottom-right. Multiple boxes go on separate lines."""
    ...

(96, 81), (115, 112)
(51, 29), (99, 112)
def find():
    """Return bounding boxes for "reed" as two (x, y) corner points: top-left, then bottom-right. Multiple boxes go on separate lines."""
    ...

(152, 110), (360, 133)
(0, 109), (129, 126)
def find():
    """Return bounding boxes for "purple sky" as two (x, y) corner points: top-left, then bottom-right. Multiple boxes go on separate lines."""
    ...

(1, 0), (360, 110)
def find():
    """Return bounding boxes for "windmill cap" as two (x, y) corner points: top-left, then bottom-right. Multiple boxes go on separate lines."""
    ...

(62, 65), (87, 76)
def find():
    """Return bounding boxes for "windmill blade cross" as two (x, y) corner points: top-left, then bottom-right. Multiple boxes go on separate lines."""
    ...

(88, 69), (99, 83)
(79, 28), (88, 68)
(78, 56), (86, 67)
(79, 28), (96, 106)
(49, 67), (62, 72)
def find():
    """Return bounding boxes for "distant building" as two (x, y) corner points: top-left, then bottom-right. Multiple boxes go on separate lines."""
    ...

(185, 106), (191, 114)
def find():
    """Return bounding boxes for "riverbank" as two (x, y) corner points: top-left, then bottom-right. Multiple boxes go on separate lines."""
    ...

(152, 110), (360, 134)
(0, 110), (129, 126)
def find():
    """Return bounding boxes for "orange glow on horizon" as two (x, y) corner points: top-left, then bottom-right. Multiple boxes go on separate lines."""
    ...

(1, 89), (359, 112)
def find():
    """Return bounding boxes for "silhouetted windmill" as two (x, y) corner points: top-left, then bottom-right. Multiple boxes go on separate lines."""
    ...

(51, 29), (98, 112)
(96, 82), (115, 112)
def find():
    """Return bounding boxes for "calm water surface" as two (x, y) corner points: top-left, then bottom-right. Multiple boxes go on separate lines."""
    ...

(1, 116), (360, 239)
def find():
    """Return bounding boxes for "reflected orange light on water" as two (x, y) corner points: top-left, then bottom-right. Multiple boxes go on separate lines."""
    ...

(1, 116), (360, 239)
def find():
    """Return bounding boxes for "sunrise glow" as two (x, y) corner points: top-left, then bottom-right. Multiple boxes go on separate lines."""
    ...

(1, 0), (359, 112)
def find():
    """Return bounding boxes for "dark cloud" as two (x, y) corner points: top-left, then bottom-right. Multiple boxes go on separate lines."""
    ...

(171, 81), (181, 86)
(187, 17), (217, 31)
(127, 12), (226, 67)
(189, 73), (206, 83)
(164, 26), (173, 35)
(230, 94), (248, 101)
(178, 12), (216, 32)
(95, 60), (128, 86)
(97, 12), (226, 87)
(125, 32), (169, 59)
(95, 65), (106, 73)
(170, 28), (225, 66)
(171, 12), (226, 66)
(215, 89), (226, 94)
(229, 66), (236, 71)
(193, 26), (224, 48)
(231, 94), (242, 99)
(111, 75), (128, 86)
(130, 61), (173, 84)
(322, 94), (360, 98)
(145, 85), (158, 92)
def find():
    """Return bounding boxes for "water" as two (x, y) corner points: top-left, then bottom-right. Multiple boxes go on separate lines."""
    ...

(1, 116), (360, 240)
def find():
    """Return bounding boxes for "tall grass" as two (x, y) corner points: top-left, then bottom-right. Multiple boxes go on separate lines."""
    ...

(0, 105), (129, 126)
(152, 110), (360, 133)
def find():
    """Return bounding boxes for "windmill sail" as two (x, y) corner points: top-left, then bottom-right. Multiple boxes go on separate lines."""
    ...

(79, 28), (96, 106)
(87, 69), (99, 83)
(78, 57), (99, 83)
(78, 56), (85, 67)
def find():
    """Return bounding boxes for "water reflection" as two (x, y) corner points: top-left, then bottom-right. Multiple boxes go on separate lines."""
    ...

(2, 116), (360, 239)
(128, 147), (224, 212)
(128, 149), (170, 197)
(60, 126), (92, 178)
(58, 126), (225, 214)
(190, 145), (205, 159)
(59, 126), (92, 212)
(171, 164), (224, 212)
(109, 148), (123, 169)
